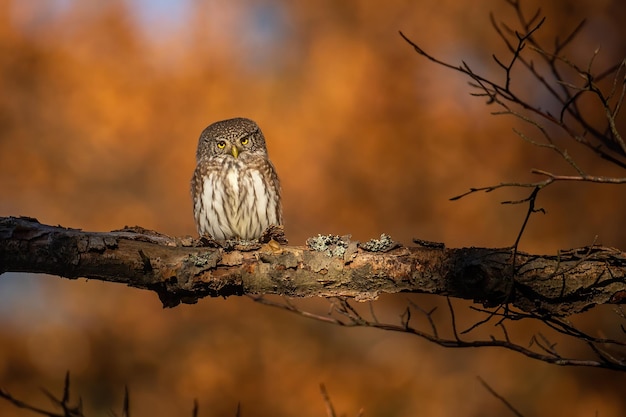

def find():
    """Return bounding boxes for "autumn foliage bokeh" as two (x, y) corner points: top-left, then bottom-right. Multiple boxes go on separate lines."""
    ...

(1, 1), (626, 416)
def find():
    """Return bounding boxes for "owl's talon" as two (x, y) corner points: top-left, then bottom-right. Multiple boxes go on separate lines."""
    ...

(196, 235), (222, 248)
(258, 225), (287, 245)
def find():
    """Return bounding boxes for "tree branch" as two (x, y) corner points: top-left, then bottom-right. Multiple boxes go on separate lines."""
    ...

(254, 296), (626, 370)
(2, 216), (625, 316)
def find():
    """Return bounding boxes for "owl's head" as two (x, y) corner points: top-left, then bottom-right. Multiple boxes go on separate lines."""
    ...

(196, 117), (268, 161)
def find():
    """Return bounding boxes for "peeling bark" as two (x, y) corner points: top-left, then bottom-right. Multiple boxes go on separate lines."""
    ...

(1, 216), (625, 315)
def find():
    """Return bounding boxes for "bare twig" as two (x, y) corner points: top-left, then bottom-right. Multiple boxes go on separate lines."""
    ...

(1, 372), (83, 417)
(477, 376), (525, 417)
(402, 0), (626, 262)
(256, 297), (626, 371)
(319, 384), (337, 417)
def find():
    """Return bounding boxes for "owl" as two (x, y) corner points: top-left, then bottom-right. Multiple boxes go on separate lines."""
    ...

(191, 118), (283, 241)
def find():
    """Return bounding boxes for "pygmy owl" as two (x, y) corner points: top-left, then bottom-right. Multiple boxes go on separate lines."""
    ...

(191, 118), (283, 241)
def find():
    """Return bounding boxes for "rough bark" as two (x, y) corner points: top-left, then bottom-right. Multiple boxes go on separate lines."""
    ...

(1, 216), (625, 315)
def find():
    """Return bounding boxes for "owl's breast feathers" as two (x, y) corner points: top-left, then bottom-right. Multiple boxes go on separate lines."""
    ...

(192, 156), (282, 240)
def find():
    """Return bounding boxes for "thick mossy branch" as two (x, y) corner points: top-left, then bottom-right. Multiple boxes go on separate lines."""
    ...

(1, 216), (625, 315)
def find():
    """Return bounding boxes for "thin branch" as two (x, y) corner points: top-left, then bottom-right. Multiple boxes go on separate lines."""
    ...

(511, 186), (541, 255)
(257, 297), (626, 371)
(193, 400), (199, 417)
(461, 305), (504, 335)
(122, 386), (130, 417)
(477, 376), (525, 417)
(531, 169), (626, 184)
(408, 299), (439, 338)
(0, 389), (67, 417)
(450, 168), (626, 203)
(320, 384), (337, 417)
(447, 297), (462, 342)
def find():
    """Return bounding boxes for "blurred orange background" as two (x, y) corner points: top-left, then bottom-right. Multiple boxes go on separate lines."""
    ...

(1, 0), (625, 416)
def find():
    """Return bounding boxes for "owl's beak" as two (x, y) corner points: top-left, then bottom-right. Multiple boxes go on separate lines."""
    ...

(231, 145), (240, 159)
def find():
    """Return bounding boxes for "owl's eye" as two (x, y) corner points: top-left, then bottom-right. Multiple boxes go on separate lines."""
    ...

(217, 141), (226, 149)
(240, 137), (249, 146)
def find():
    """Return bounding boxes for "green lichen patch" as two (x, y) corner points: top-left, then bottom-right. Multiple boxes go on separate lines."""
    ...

(360, 234), (400, 252)
(187, 250), (220, 268)
(306, 234), (351, 258)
